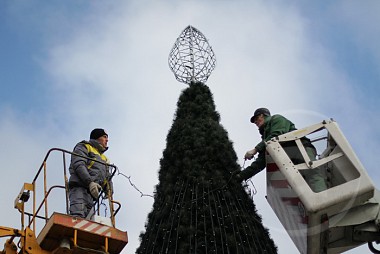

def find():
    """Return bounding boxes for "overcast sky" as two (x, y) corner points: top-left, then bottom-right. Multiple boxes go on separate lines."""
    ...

(1, 1), (379, 253)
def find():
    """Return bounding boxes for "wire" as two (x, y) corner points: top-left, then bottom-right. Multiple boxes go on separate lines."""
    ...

(116, 169), (154, 198)
(117, 166), (237, 203)
(115, 158), (258, 203)
(241, 158), (258, 198)
(244, 179), (257, 197)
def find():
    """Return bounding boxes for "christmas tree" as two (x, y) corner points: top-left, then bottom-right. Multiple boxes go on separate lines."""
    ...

(136, 81), (277, 253)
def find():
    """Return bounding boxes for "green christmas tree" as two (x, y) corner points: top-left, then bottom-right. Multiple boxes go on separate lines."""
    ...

(136, 82), (277, 253)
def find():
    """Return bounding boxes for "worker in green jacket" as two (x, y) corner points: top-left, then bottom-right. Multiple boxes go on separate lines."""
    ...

(236, 108), (327, 193)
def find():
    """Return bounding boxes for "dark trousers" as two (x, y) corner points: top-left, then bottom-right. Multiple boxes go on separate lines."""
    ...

(284, 145), (327, 193)
(69, 186), (93, 218)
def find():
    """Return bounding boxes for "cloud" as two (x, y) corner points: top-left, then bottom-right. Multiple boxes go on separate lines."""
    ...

(42, 2), (312, 252)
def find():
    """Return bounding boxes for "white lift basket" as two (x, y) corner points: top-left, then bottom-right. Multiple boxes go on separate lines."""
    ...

(265, 119), (380, 254)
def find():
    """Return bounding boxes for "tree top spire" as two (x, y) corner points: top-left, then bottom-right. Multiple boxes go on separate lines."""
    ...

(168, 25), (216, 85)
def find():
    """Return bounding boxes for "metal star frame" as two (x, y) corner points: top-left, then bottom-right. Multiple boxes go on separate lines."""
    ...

(168, 25), (216, 85)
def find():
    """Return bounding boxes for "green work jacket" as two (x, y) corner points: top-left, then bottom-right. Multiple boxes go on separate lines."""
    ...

(255, 114), (297, 170)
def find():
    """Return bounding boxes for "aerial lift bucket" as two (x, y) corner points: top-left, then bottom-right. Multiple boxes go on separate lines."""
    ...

(265, 119), (379, 254)
(2, 148), (128, 254)
(37, 212), (128, 254)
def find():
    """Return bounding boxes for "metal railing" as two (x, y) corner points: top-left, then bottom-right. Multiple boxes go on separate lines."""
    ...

(15, 148), (121, 233)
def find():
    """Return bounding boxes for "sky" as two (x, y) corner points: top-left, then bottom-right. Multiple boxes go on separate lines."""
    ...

(1, 1), (379, 253)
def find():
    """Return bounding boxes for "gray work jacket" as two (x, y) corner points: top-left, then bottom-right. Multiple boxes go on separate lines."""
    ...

(68, 139), (110, 189)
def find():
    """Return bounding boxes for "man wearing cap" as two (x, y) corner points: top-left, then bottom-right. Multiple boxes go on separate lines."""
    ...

(236, 108), (327, 193)
(68, 128), (112, 218)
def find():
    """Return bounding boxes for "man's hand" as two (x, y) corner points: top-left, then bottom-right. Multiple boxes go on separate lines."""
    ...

(89, 182), (102, 199)
(244, 148), (257, 160)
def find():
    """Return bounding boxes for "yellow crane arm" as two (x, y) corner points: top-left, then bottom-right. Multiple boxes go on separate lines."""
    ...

(0, 226), (21, 238)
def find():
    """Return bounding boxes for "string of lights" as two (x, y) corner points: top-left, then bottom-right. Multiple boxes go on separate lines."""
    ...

(116, 166), (256, 202)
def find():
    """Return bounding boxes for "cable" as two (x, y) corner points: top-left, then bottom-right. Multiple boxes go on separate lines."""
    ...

(115, 160), (258, 205)
(241, 158), (258, 198)
(116, 169), (154, 198)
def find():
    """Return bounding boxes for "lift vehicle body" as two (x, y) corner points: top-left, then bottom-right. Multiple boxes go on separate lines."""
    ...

(0, 148), (128, 254)
(265, 119), (380, 254)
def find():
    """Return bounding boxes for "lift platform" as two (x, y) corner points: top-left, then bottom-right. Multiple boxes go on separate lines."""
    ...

(1, 148), (128, 254)
(37, 213), (127, 254)
(265, 119), (380, 254)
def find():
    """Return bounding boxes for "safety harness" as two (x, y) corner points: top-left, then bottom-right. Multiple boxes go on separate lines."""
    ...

(84, 143), (109, 169)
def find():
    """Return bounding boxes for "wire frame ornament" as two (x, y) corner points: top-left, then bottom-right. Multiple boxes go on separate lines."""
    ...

(168, 25), (216, 85)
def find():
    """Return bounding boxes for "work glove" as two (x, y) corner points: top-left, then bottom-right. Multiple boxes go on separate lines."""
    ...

(244, 149), (257, 160)
(89, 182), (102, 199)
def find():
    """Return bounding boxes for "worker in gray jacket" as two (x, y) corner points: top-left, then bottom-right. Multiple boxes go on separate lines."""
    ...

(68, 128), (112, 218)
